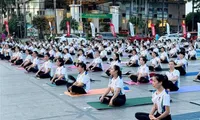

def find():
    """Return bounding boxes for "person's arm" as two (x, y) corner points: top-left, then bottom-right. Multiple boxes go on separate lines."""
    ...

(149, 103), (157, 119)
(100, 87), (111, 102)
(169, 76), (178, 82)
(109, 87), (121, 106)
(156, 106), (170, 120)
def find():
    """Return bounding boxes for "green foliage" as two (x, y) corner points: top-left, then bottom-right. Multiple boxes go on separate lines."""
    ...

(8, 14), (18, 34)
(186, 12), (200, 31)
(32, 16), (48, 39)
(129, 16), (145, 33)
(60, 17), (79, 32)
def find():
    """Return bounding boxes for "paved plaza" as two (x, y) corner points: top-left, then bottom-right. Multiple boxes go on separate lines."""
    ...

(0, 59), (200, 120)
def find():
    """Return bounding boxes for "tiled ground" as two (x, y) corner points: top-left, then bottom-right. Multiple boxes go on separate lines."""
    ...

(0, 58), (200, 120)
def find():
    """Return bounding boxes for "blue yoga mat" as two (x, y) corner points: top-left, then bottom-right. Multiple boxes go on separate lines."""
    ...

(185, 72), (199, 76)
(172, 112), (200, 120)
(170, 85), (200, 94)
(46, 83), (57, 87)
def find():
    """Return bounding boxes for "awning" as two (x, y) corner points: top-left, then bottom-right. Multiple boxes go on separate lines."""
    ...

(82, 13), (112, 18)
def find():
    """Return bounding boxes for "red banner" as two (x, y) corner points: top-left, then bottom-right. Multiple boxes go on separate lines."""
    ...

(4, 21), (10, 35)
(182, 23), (186, 38)
(66, 21), (70, 37)
(151, 23), (156, 37)
(110, 23), (116, 37)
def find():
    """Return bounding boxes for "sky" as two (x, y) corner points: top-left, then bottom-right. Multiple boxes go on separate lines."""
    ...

(186, 1), (192, 15)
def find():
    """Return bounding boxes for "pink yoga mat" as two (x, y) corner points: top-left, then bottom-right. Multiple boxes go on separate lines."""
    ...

(67, 66), (77, 69)
(17, 67), (24, 70)
(124, 80), (152, 85)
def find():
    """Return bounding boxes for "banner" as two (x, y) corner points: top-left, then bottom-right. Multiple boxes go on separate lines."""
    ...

(66, 21), (70, 37)
(49, 21), (52, 37)
(182, 23), (186, 38)
(166, 23), (170, 35)
(90, 22), (95, 37)
(4, 21), (10, 35)
(151, 23), (156, 37)
(129, 22), (134, 37)
(198, 22), (200, 39)
(110, 23), (116, 37)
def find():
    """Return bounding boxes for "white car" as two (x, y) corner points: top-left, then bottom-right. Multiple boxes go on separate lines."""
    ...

(55, 34), (86, 43)
(158, 33), (186, 42)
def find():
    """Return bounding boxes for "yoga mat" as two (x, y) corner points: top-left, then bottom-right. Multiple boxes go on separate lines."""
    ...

(149, 85), (200, 94)
(64, 88), (131, 97)
(169, 85), (200, 94)
(172, 112), (200, 120)
(190, 100), (200, 106)
(124, 80), (152, 85)
(46, 83), (57, 87)
(87, 97), (152, 110)
(185, 72), (199, 76)
(17, 67), (24, 70)
(193, 79), (200, 82)
(162, 68), (169, 71)
(67, 66), (77, 69)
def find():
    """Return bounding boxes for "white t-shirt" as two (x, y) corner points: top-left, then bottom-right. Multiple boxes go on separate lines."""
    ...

(188, 50), (196, 56)
(150, 57), (162, 68)
(32, 57), (39, 66)
(15, 52), (23, 59)
(175, 58), (187, 70)
(55, 66), (66, 75)
(108, 76), (125, 95)
(141, 50), (148, 57)
(137, 64), (150, 79)
(76, 71), (90, 92)
(100, 50), (107, 58)
(169, 48), (177, 55)
(160, 52), (169, 61)
(92, 57), (103, 70)
(110, 60), (121, 67)
(55, 52), (62, 58)
(78, 55), (86, 64)
(41, 60), (52, 72)
(130, 55), (139, 62)
(25, 55), (32, 62)
(49, 50), (55, 57)
(64, 53), (73, 61)
(152, 90), (170, 114)
(166, 69), (180, 88)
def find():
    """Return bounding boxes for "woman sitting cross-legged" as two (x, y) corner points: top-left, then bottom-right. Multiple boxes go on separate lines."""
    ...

(20, 49), (33, 68)
(63, 48), (73, 64)
(50, 58), (67, 85)
(105, 53), (121, 76)
(175, 52), (187, 76)
(160, 47), (169, 63)
(35, 53), (52, 79)
(66, 62), (90, 95)
(99, 65), (126, 107)
(10, 46), (23, 65)
(128, 56), (150, 84)
(149, 51), (162, 71)
(188, 45), (196, 60)
(126, 49), (139, 67)
(165, 60), (180, 91)
(194, 72), (200, 82)
(25, 51), (39, 73)
(135, 74), (172, 120)
(87, 50), (103, 72)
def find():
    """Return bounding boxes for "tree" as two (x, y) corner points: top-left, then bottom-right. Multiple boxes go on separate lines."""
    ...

(129, 16), (145, 34)
(32, 16), (48, 39)
(60, 17), (79, 33)
(186, 12), (200, 31)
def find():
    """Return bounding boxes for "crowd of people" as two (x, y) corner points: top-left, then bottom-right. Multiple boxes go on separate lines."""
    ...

(0, 38), (200, 120)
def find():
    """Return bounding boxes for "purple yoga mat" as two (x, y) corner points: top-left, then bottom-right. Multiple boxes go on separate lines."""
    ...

(170, 85), (200, 94)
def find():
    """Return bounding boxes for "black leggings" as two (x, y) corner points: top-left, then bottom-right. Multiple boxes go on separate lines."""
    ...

(197, 75), (200, 80)
(65, 59), (73, 64)
(14, 59), (23, 65)
(166, 81), (179, 91)
(161, 58), (168, 63)
(102, 57), (108, 61)
(66, 75), (86, 94)
(50, 77), (67, 86)
(22, 62), (32, 68)
(26, 66), (38, 73)
(188, 55), (196, 60)
(130, 75), (149, 83)
(135, 112), (172, 120)
(105, 69), (111, 76)
(89, 66), (103, 72)
(175, 66), (186, 76)
(126, 62), (139, 67)
(86, 53), (94, 59)
(99, 95), (126, 106)
(149, 66), (162, 71)
(37, 71), (51, 78)
(0, 55), (10, 60)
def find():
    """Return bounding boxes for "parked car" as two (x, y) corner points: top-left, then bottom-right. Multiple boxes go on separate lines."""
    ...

(95, 32), (119, 41)
(128, 34), (154, 42)
(119, 30), (129, 36)
(158, 33), (186, 42)
(55, 34), (86, 43)
(189, 32), (198, 41)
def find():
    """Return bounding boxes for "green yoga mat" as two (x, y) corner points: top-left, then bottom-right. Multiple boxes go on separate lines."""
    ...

(87, 97), (152, 110)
